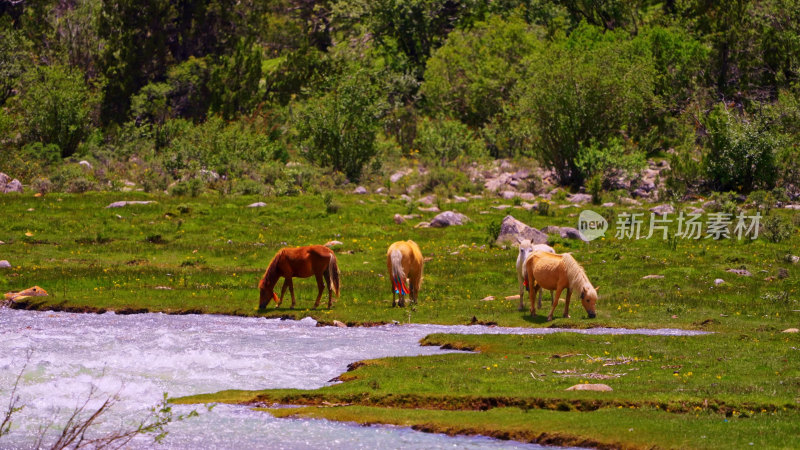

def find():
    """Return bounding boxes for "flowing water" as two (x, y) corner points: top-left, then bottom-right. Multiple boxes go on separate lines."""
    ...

(0, 309), (707, 449)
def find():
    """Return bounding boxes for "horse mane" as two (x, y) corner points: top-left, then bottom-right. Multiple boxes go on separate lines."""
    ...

(261, 249), (284, 288)
(562, 253), (592, 292)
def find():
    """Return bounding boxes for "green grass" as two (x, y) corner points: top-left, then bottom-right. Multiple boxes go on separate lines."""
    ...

(3, 191), (800, 448)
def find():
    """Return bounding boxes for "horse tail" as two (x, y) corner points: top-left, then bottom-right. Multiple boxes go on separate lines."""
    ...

(390, 249), (409, 295)
(327, 253), (341, 297)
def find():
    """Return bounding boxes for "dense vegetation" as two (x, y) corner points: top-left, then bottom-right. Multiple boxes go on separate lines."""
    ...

(2, 0), (800, 195)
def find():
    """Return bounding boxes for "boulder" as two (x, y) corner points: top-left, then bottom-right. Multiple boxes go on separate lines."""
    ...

(567, 193), (592, 204)
(714, 278), (725, 286)
(649, 204), (675, 215)
(79, 160), (93, 170)
(785, 204), (800, 210)
(414, 221), (431, 229)
(3, 179), (23, 194)
(782, 328), (799, 333)
(418, 195), (436, 205)
(541, 225), (561, 235)
(247, 202), (267, 208)
(631, 188), (651, 198)
(0, 260), (10, 268)
(620, 197), (641, 206)
(198, 169), (220, 181)
(390, 169), (411, 183)
(429, 211), (470, 228)
(559, 227), (587, 241)
(496, 215), (548, 246)
(491, 205), (511, 210)
(566, 383), (613, 392)
(419, 206), (441, 213)
(726, 269), (752, 277)
(353, 186), (368, 194)
(324, 240), (343, 248)
(393, 214), (405, 224)
(601, 202), (615, 207)
(787, 255), (800, 264)
(375, 187), (387, 195)
(481, 296), (495, 301)
(400, 194), (412, 202)
(106, 201), (155, 208)
(500, 190), (518, 200)
(0, 173), (8, 185)
(332, 320), (347, 328)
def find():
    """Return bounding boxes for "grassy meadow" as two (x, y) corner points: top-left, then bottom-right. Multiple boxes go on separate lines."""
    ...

(2, 191), (800, 448)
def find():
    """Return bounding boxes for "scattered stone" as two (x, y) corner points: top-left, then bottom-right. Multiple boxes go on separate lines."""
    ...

(559, 227), (587, 241)
(375, 187), (387, 194)
(500, 190), (518, 200)
(778, 268), (789, 279)
(393, 214), (405, 224)
(491, 205), (512, 210)
(332, 320), (347, 328)
(0, 260), (10, 268)
(642, 274), (664, 279)
(247, 202), (267, 208)
(541, 225), (561, 235)
(782, 328), (799, 333)
(418, 195), (436, 205)
(324, 240), (343, 248)
(602, 202), (615, 207)
(105, 201), (155, 208)
(649, 204), (675, 215)
(631, 188), (651, 199)
(620, 197), (641, 206)
(520, 202), (537, 211)
(496, 215), (548, 246)
(429, 211), (470, 228)
(414, 221), (431, 229)
(567, 193), (592, 204)
(566, 383), (613, 392)
(390, 169), (411, 183)
(419, 206), (441, 213)
(714, 278), (725, 286)
(400, 194), (412, 202)
(0, 241), (5, 244)
(353, 186), (368, 194)
(198, 169), (220, 181)
(519, 193), (536, 201)
(4, 286), (48, 301)
(481, 296), (495, 301)
(0, 173), (8, 185)
(154, 286), (172, 290)
(406, 184), (421, 194)
(784, 204), (800, 210)
(726, 269), (752, 277)
(402, 214), (420, 220)
(227, 240), (233, 245)
(688, 207), (705, 215)
(2, 179), (23, 194)
(78, 160), (93, 170)
(788, 255), (800, 264)
(452, 195), (469, 203)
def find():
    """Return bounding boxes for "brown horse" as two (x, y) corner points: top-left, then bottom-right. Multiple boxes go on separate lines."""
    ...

(525, 252), (598, 321)
(386, 240), (423, 307)
(258, 245), (341, 309)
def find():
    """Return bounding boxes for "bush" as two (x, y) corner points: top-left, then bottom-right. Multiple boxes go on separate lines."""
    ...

(323, 192), (340, 214)
(414, 117), (486, 167)
(574, 137), (646, 188)
(234, 178), (265, 196)
(169, 178), (204, 197)
(747, 190), (775, 216)
(51, 165), (94, 192)
(420, 167), (471, 194)
(761, 216), (793, 243)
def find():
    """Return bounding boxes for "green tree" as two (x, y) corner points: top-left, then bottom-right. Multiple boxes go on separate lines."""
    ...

(414, 116), (485, 166)
(18, 65), (93, 158)
(208, 39), (263, 120)
(297, 67), (383, 182)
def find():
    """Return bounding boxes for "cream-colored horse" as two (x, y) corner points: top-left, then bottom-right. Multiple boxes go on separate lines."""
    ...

(515, 240), (555, 311)
(387, 240), (424, 307)
(525, 252), (598, 320)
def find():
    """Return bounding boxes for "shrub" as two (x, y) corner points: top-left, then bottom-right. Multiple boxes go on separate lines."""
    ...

(420, 167), (471, 194)
(587, 174), (603, 205)
(169, 178), (204, 197)
(761, 216), (793, 243)
(747, 190), (775, 216)
(323, 192), (340, 215)
(575, 137), (646, 189)
(486, 218), (502, 245)
(414, 116), (486, 167)
(234, 178), (265, 196)
(51, 165), (93, 192)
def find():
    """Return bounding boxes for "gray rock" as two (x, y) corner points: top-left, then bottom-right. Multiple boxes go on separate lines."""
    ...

(414, 221), (431, 229)
(540, 225), (562, 235)
(247, 202), (267, 208)
(400, 194), (412, 202)
(199, 169), (219, 181)
(390, 169), (411, 183)
(620, 197), (641, 206)
(418, 206), (440, 213)
(687, 207), (705, 215)
(491, 205), (512, 210)
(518, 192), (536, 201)
(714, 278), (725, 286)
(79, 160), (93, 170)
(332, 320), (347, 328)
(566, 383), (612, 392)
(105, 201), (155, 208)
(429, 211), (470, 228)
(393, 214), (405, 224)
(375, 187), (387, 194)
(649, 204), (675, 215)
(418, 195), (436, 205)
(402, 214), (421, 220)
(559, 227), (588, 241)
(631, 188), (651, 198)
(0, 173), (8, 185)
(325, 240), (343, 248)
(3, 179), (22, 193)
(785, 204), (800, 210)
(567, 193), (592, 204)
(726, 268), (752, 277)
(353, 186), (368, 194)
(497, 215), (547, 246)
(601, 202), (615, 207)
(642, 274), (664, 279)
(452, 195), (468, 203)
(788, 255), (800, 264)
(500, 190), (518, 200)
(0, 260), (11, 269)
(406, 184), (421, 194)
(520, 202), (537, 211)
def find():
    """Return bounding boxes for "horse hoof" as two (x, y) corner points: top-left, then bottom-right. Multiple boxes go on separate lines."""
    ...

(547, 316), (554, 322)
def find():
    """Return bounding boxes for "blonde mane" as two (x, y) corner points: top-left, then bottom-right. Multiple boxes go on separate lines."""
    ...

(562, 253), (592, 292)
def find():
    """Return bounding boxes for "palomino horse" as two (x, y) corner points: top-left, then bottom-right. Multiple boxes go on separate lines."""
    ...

(515, 240), (555, 311)
(258, 245), (340, 309)
(525, 252), (598, 320)
(386, 240), (423, 307)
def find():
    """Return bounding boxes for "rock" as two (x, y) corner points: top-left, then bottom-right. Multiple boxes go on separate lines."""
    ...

(400, 194), (412, 202)
(778, 268), (789, 279)
(4, 286), (48, 301)
(782, 328), (799, 333)
(566, 383), (613, 392)
(519, 192), (536, 201)
(631, 188), (651, 199)
(520, 202), (537, 211)
(787, 255), (800, 264)
(247, 202), (267, 208)
(620, 197), (641, 206)
(602, 202), (615, 207)
(419, 206), (441, 213)
(390, 169), (411, 183)
(417, 195), (436, 205)
(353, 186), (368, 194)
(393, 214), (405, 224)
(491, 205), (512, 210)
(414, 221), (431, 229)
(726, 269), (752, 277)
(324, 240), (343, 248)
(375, 187), (387, 194)
(649, 204), (675, 215)
(567, 193), (592, 204)
(198, 169), (219, 181)
(3, 179), (23, 194)
(559, 227), (587, 241)
(154, 286), (172, 290)
(452, 195), (469, 203)
(783, 204), (800, 210)
(541, 225), (561, 235)
(402, 214), (420, 220)
(688, 207), (705, 215)
(0, 260), (10, 268)
(0, 173), (8, 185)
(481, 296), (495, 301)
(78, 160), (93, 170)
(332, 320), (347, 328)
(0, 241), (5, 245)
(106, 201), (155, 208)
(496, 215), (548, 246)
(500, 190), (518, 200)
(642, 274), (664, 279)
(714, 278), (725, 286)
(406, 184), (421, 194)
(429, 211), (469, 228)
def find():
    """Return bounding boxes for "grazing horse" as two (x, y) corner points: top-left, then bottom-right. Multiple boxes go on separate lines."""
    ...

(515, 240), (555, 311)
(386, 240), (423, 307)
(258, 245), (340, 309)
(525, 252), (598, 320)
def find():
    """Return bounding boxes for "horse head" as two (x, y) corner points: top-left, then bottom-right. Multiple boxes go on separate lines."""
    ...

(580, 285), (599, 319)
(258, 277), (280, 309)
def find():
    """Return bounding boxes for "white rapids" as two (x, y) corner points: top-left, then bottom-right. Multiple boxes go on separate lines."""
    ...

(0, 309), (706, 449)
